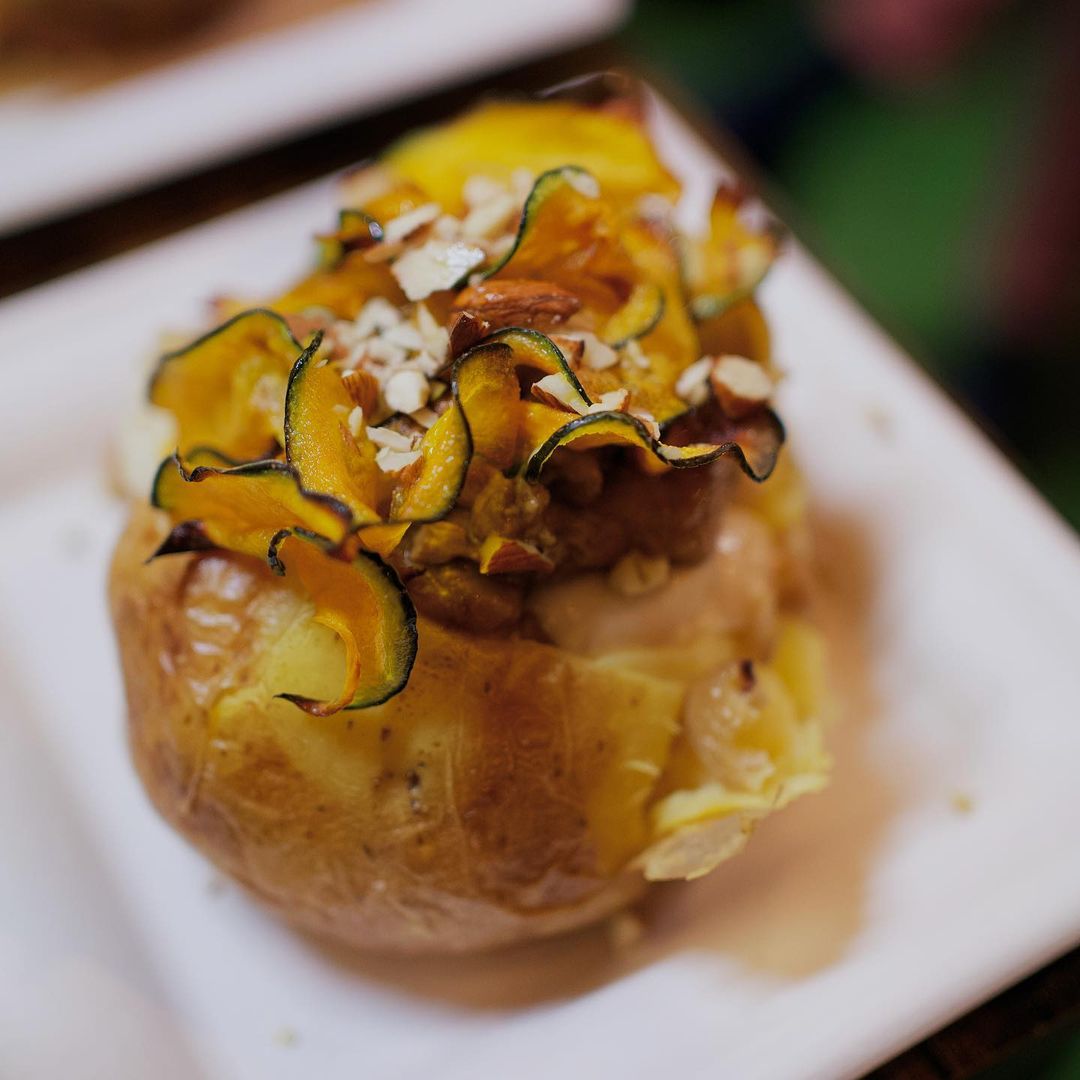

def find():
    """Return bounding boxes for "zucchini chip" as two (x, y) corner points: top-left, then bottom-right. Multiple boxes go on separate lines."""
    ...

(486, 167), (634, 316)
(270, 529), (418, 715)
(284, 346), (471, 526)
(686, 186), (783, 320)
(150, 454), (352, 562)
(149, 308), (305, 460)
(283, 346), (384, 526)
(523, 406), (784, 483)
(383, 99), (679, 214)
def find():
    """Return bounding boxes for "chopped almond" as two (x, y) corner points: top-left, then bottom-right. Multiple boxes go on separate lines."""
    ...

(557, 330), (618, 371)
(384, 369), (430, 415)
(710, 354), (773, 418)
(375, 447), (422, 473)
(366, 425), (415, 451)
(548, 334), (586, 366)
(629, 408), (661, 440)
(448, 310), (491, 358)
(392, 240), (486, 302)
(674, 357), (714, 407)
(531, 373), (589, 414)
(587, 388), (630, 414)
(478, 535), (554, 575)
(381, 202), (440, 245)
(452, 279), (580, 329)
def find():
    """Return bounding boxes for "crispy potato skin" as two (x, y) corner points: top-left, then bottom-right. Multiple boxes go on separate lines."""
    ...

(109, 505), (671, 954)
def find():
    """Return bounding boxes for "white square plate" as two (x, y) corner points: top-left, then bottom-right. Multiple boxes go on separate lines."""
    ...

(0, 0), (626, 233)
(1, 93), (1079, 1080)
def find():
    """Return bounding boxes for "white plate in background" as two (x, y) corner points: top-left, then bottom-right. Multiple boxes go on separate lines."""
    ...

(1, 93), (1079, 1080)
(0, 0), (627, 234)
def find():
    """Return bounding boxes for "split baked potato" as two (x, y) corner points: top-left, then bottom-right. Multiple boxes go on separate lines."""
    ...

(109, 78), (831, 954)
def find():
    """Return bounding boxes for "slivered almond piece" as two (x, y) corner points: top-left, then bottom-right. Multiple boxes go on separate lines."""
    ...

(366, 425), (415, 451)
(710, 354), (773, 418)
(558, 330), (618, 371)
(478, 535), (554, 575)
(341, 368), (379, 415)
(381, 202), (440, 245)
(531, 373), (589, 414)
(629, 408), (661, 439)
(392, 240), (486, 301)
(548, 334), (585, 366)
(675, 357), (715, 407)
(383, 369), (430, 415)
(375, 447), (422, 473)
(587, 388), (630, 414)
(452, 279), (580, 329)
(409, 407), (439, 429)
(462, 192), (519, 240)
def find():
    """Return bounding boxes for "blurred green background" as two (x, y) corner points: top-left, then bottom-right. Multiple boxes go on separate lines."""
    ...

(621, 0), (1080, 531)
(621, 1), (1079, 1075)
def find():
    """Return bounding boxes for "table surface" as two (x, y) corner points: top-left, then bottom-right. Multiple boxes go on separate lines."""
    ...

(2, 38), (1078, 1080)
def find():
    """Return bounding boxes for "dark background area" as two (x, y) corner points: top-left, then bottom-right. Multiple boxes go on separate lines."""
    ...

(622, 0), (1080, 530)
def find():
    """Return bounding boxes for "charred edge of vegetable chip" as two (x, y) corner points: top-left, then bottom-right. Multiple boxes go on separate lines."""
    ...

(266, 526), (336, 576)
(523, 405), (785, 483)
(183, 445), (248, 469)
(147, 520), (217, 562)
(268, 528), (418, 714)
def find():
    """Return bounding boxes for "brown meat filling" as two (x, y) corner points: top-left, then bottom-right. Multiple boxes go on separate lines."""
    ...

(400, 435), (736, 637)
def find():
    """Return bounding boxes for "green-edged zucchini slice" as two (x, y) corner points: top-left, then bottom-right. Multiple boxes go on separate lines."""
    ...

(284, 346), (383, 526)
(686, 186), (783, 320)
(149, 308), (305, 461)
(284, 346), (470, 526)
(150, 453), (352, 562)
(450, 341), (522, 471)
(601, 281), (665, 347)
(523, 406), (784, 483)
(479, 326), (591, 410)
(269, 528), (418, 715)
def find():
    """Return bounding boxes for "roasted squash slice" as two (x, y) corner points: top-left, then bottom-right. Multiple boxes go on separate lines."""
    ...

(383, 99), (679, 214)
(685, 186), (782, 320)
(150, 454), (352, 561)
(269, 529), (418, 715)
(149, 308), (305, 460)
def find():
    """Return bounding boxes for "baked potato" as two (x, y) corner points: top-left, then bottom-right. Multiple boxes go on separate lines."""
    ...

(109, 80), (831, 954)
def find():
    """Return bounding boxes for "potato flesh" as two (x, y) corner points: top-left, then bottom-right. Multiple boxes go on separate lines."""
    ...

(528, 490), (831, 880)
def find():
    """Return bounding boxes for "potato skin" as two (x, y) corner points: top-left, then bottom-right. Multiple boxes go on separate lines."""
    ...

(109, 506), (680, 954)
